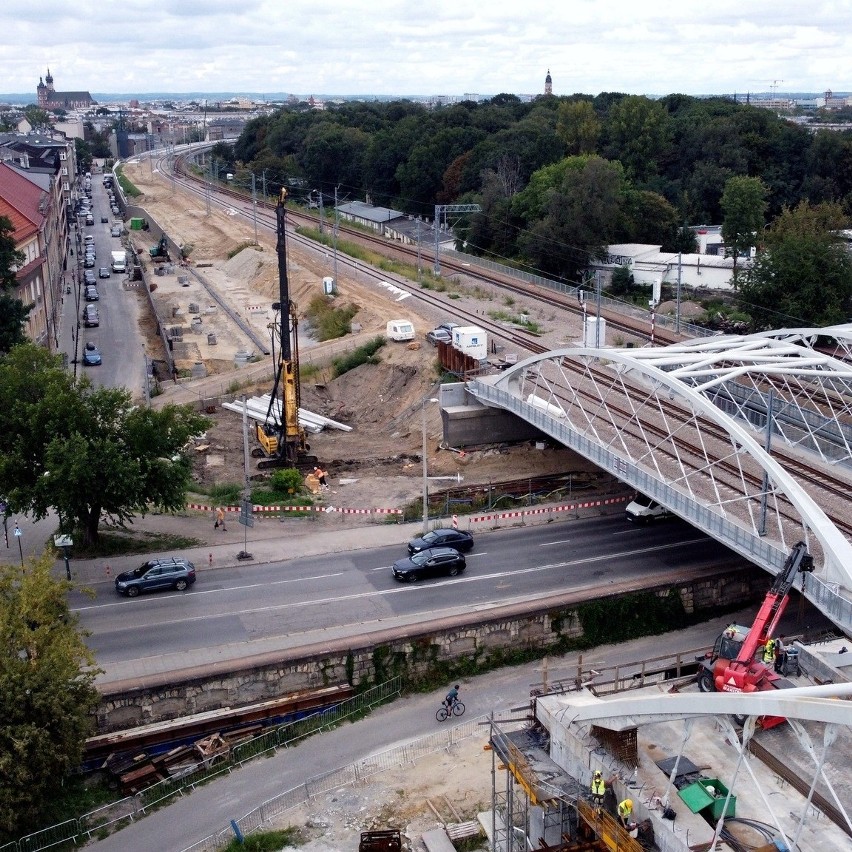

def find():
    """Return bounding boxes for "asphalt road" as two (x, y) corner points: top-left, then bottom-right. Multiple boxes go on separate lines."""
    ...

(70, 516), (742, 675)
(63, 178), (145, 397)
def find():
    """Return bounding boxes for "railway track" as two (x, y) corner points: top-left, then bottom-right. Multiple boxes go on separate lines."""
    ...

(159, 150), (852, 544)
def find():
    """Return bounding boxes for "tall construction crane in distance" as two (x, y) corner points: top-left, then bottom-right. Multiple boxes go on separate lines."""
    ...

(254, 189), (315, 470)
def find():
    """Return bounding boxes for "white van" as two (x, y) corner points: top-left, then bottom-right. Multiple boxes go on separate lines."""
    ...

(111, 250), (127, 273)
(386, 319), (415, 342)
(625, 494), (672, 523)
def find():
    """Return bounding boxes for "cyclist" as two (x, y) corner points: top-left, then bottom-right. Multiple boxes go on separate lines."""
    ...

(445, 684), (460, 709)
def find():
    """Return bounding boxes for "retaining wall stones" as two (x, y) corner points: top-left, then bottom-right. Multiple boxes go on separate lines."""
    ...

(95, 563), (766, 732)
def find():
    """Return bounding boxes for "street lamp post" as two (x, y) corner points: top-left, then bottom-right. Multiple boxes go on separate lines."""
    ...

(421, 397), (439, 533)
(14, 523), (23, 567)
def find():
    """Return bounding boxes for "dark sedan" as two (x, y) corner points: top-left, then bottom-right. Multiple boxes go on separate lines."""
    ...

(408, 528), (474, 555)
(82, 342), (102, 366)
(392, 547), (466, 582)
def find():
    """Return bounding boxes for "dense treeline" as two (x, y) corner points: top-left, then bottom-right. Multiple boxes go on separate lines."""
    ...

(227, 92), (852, 311)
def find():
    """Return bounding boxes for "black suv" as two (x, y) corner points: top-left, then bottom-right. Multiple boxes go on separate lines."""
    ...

(407, 528), (474, 555)
(114, 557), (196, 597)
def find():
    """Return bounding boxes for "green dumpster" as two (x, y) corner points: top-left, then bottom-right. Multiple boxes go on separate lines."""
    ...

(678, 777), (736, 820)
(130, 217), (144, 230)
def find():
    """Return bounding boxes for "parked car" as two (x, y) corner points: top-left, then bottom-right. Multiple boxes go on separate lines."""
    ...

(84, 285), (99, 301)
(84, 255), (95, 268)
(111, 205), (120, 215)
(392, 547), (466, 582)
(426, 328), (452, 346)
(110, 225), (122, 237)
(101, 215), (109, 224)
(98, 266), (110, 279)
(82, 304), (99, 327)
(83, 270), (97, 285)
(407, 528), (474, 555)
(82, 341), (102, 366)
(437, 321), (459, 335)
(114, 557), (197, 597)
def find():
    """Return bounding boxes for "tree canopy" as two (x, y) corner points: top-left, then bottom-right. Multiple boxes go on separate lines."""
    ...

(0, 215), (30, 354)
(739, 202), (852, 329)
(721, 175), (768, 283)
(0, 554), (100, 840)
(0, 345), (210, 545)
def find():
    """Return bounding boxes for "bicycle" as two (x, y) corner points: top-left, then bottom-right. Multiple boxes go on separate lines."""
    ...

(436, 699), (465, 721)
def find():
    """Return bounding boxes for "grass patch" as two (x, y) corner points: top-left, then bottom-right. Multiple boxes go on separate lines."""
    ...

(227, 241), (259, 258)
(207, 482), (244, 505)
(70, 528), (201, 559)
(305, 294), (360, 341)
(332, 337), (385, 377)
(487, 308), (543, 334)
(222, 828), (306, 851)
(115, 166), (141, 198)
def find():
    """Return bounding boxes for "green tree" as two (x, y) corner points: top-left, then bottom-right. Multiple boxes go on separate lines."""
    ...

(740, 202), (852, 329)
(720, 175), (767, 285)
(23, 104), (51, 128)
(0, 554), (100, 840)
(604, 95), (671, 183)
(514, 155), (629, 280)
(0, 216), (31, 354)
(556, 99), (600, 155)
(0, 345), (210, 545)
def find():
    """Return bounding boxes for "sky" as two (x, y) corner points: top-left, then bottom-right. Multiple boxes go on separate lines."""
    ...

(2, 0), (852, 99)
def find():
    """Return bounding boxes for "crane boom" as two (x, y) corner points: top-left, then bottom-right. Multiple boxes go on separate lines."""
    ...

(254, 188), (310, 469)
(734, 540), (814, 667)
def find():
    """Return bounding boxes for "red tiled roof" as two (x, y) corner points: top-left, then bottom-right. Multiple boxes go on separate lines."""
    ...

(0, 197), (37, 242)
(0, 163), (45, 236)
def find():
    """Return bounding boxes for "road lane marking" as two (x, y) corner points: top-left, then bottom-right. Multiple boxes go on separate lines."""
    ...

(77, 538), (709, 627)
(539, 539), (571, 546)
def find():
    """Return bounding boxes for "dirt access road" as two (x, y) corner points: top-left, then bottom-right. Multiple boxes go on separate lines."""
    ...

(121, 158), (602, 511)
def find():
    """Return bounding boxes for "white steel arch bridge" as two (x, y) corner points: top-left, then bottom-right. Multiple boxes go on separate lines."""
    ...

(467, 326), (852, 636)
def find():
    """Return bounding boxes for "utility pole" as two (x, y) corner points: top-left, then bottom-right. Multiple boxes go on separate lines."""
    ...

(205, 157), (211, 216)
(318, 192), (324, 235)
(252, 173), (258, 245)
(333, 186), (339, 284)
(595, 270), (602, 348)
(675, 252), (683, 334)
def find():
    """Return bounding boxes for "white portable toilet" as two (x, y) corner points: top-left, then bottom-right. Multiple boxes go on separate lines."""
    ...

(322, 276), (335, 295)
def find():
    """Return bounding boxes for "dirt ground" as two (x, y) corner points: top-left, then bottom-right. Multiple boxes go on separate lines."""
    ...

(122, 159), (598, 511)
(279, 734), (494, 851)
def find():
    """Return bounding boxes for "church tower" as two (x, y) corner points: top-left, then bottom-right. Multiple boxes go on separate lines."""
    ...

(545, 69), (552, 96)
(37, 75), (47, 108)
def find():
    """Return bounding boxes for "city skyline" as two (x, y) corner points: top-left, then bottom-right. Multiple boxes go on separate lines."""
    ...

(2, 1), (852, 99)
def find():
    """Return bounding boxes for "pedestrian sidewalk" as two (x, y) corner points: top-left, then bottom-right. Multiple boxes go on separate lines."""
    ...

(60, 509), (417, 589)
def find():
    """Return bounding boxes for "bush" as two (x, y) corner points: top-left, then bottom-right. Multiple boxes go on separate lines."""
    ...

(305, 295), (360, 341)
(269, 468), (303, 495)
(208, 482), (242, 505)
(332, 337), (385, 377)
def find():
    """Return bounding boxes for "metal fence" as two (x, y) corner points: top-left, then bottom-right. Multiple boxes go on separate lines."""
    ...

(5, 678), (402, 852)
(178, 715), (489, 852)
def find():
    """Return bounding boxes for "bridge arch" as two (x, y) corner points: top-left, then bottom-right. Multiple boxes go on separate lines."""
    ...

(467, 333), (852, 632)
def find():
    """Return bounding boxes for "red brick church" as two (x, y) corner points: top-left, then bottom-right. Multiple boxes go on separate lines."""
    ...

(36, 68), (93, 110)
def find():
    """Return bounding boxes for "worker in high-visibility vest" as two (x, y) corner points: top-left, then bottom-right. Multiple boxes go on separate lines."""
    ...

(763, 638), (776, 664)
(617, 798), (633, 828)
(590, 770), (606, 812)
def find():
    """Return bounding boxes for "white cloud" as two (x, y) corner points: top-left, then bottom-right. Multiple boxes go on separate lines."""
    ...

(3, 0), (852, 97)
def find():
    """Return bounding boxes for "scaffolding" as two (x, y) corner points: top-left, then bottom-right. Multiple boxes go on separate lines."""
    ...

(488, 718), (648, 852)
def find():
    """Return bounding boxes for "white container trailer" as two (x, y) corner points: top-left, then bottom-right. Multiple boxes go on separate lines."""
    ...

(452, 325), (487, 360)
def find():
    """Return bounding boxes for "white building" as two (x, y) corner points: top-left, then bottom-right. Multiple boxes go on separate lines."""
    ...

(594, 242), (739, 291)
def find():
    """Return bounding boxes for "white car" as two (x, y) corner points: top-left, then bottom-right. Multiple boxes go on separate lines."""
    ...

(625, 494), (672, 523)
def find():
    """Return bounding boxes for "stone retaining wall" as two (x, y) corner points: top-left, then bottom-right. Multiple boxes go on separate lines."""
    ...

(95, 563), (766, 732)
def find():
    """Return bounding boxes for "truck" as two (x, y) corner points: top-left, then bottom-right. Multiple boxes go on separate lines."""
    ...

(695, 541), (814, 726)
(111, 250), (127, 273)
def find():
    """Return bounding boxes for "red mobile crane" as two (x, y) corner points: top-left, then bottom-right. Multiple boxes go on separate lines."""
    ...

(696, 541), (814, 705)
